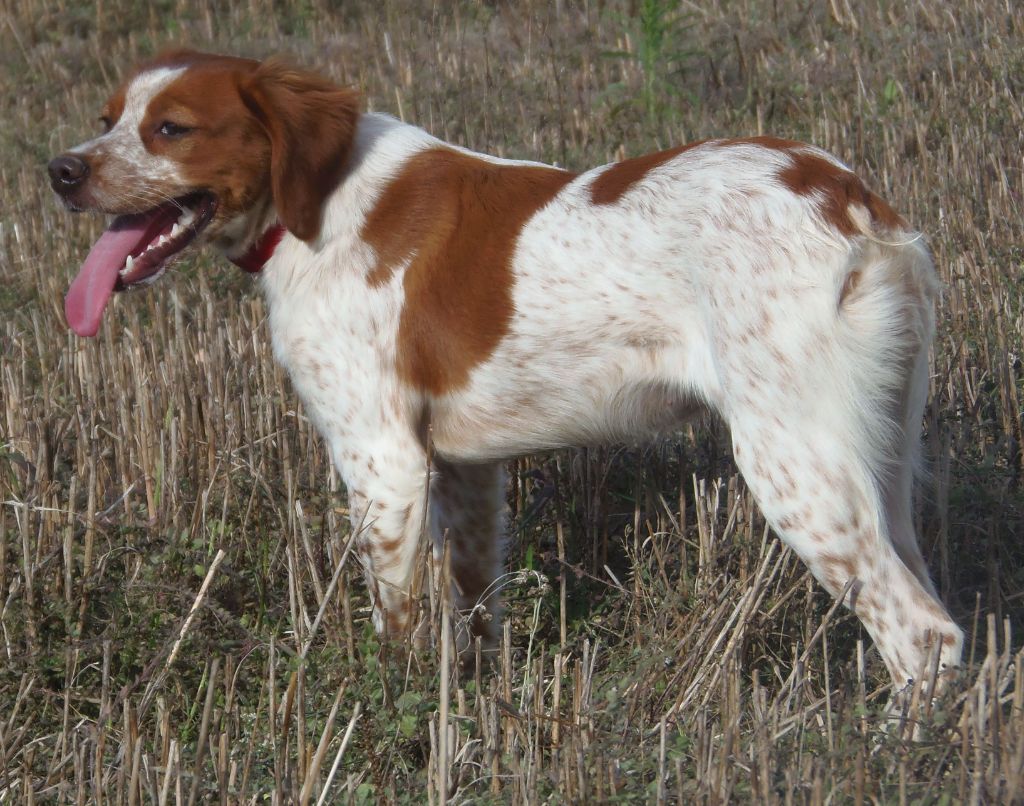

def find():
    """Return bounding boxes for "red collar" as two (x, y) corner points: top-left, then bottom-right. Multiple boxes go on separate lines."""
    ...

(229, 224), (286, 273)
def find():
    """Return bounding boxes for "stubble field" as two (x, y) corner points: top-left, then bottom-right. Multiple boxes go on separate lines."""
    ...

(1, 0), (1022, 802)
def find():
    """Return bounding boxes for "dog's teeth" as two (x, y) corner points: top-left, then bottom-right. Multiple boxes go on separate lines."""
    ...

(170, 223), (182, 237)
(123, 254), (134, 273)
(158, 235), (168, 246)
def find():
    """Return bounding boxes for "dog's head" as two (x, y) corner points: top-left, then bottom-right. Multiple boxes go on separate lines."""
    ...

(49, 49), (360, 336)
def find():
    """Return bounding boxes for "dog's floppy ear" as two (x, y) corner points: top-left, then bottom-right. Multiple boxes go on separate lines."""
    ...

(240, 58), (360, 242)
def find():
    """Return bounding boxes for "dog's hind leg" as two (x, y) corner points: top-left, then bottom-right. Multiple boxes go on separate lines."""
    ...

(429, 457), (507, 651)
(715, 238), (961, 691)
(729, 419), (962, 690)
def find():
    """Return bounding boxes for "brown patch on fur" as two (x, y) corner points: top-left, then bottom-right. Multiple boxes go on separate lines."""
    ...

(362, 148), (576, 394)
(713, 136), (907, 235)
(100, 86), (127, 129)
(863, 189), (905, 231)
(778, 150), (906, 235)
(820, 552), (857, 580)
(590, 142), (706, 205)
(778, 152), (856, 235)
(239, 58), (360, 241)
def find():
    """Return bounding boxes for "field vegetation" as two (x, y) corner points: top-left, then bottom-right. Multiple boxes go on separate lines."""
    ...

(1, 0), (1022, 802)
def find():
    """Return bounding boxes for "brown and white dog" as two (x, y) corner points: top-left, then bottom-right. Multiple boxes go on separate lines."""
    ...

(49, 50), (962, 691)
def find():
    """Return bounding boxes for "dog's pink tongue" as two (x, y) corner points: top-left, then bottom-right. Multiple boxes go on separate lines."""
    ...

(65, 215), (151, 337)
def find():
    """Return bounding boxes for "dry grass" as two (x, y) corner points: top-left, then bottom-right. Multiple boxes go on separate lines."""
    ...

(1, 0), (1023, 802)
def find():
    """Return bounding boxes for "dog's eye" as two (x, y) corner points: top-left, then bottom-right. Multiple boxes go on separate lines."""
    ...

(157, 121), (192, 137)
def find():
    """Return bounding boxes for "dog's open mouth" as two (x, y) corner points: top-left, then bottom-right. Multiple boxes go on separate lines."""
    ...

(65, 192), (216, 337)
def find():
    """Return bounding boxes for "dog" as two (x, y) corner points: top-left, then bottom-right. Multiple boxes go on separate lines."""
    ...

(49, 49), (962, 691)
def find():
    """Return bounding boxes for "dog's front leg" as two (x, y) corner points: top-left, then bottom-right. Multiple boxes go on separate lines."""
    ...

(331, 429), (431, 642)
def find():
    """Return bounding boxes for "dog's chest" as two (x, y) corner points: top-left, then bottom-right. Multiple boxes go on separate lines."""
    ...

(260, 250), (405, 443)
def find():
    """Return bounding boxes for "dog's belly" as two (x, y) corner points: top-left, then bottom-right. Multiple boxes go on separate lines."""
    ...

(427, 327), (712, 461)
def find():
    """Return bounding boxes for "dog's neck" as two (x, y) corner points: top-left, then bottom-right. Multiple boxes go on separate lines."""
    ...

(229, 223), (286, 273)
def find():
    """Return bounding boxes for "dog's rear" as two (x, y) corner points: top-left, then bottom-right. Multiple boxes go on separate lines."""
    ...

(719, 217), (961, 687)
(553, 140), (963, 688)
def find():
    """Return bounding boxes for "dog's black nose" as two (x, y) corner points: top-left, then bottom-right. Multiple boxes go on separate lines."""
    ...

(48, 154), (90, 192)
